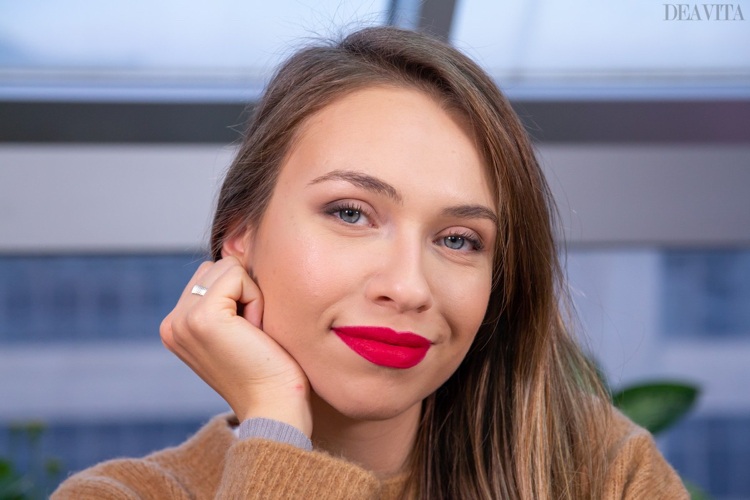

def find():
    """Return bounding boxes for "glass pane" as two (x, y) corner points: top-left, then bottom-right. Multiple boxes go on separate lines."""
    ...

(0, 0), (389, 100)
(451, 0), (750, 98)
(0, 254), (201, 343)
(666, 415), (750, 497)
(0, 417), (206, 496)
(662, 250), (750, 338)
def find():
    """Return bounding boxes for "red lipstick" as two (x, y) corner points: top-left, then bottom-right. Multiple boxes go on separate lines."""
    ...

(333, 326), (431, 369)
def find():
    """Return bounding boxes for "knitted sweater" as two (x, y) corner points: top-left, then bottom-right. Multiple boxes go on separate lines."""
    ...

(52, 411), (688, 499)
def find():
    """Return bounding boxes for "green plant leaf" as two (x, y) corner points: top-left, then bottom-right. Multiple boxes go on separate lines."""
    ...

(0, 460), (13, 479)
(44, 458), (63, 476)
(683, 479), (711, 500)
(0, 458), (29, 500)
(611, 381), (699, 434)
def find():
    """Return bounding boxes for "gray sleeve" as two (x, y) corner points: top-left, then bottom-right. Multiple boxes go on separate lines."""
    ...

(237, 418), (313, 451)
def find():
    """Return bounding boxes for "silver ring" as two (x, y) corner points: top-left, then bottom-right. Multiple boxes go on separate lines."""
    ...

(191, 284), (208, 296)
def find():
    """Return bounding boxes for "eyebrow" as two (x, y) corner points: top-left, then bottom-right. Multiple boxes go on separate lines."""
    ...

(442, 205), (498, 226)
(309, 170), (402, 202)
(309, 169), (497, 226)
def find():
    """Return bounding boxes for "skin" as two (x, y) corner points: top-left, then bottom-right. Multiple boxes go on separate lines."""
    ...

(161, 86), (497, 477)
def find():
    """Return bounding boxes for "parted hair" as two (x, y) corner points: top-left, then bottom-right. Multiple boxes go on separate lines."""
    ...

(210, 26), (610, 499)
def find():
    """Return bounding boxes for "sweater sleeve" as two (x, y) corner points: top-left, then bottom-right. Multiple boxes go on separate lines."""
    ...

(238, 417), (313, 451)
(52, 441), (383, 500)
(216, 438), (382, 499)
(51, 415), (386, 500)
(51, 459), (195, 500)
(602, 411), (690, 500)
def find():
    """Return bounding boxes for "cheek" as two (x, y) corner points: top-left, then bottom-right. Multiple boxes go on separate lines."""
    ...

(282, 227), (360, 299)
(254, 222), (355, 338)
(442, 270), (492, 340)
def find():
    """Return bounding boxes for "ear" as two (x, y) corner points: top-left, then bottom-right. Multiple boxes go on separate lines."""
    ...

(220, 228), (255, 265)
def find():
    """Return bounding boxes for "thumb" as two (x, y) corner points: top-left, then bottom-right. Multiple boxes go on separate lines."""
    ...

(244, 298), (263, 330)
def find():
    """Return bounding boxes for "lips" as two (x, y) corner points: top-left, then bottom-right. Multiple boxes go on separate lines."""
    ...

(333, 326), (431, 369)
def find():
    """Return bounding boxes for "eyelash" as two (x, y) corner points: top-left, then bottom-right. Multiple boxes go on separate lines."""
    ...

(443, 230), (484, 252)
(325, 201), (484, 253)
(326, 201), (372, 226)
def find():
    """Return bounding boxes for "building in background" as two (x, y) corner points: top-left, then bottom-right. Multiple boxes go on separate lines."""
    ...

(1, 1), (749, 497)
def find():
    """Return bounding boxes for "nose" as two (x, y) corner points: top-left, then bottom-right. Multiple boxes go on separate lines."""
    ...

(365, 236), (434, 314)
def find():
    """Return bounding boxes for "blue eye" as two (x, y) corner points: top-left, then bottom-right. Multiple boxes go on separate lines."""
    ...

(339, 208), (361, 224)
(444, 235), (466, 250)
(326, 202), (369, 225)
(439, 231), (483, 252)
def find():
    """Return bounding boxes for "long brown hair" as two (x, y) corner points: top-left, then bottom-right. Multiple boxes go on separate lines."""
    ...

(210, 26), (609, 499)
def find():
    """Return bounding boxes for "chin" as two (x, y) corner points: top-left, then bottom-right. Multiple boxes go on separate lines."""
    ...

(311, 382), (424, 422)
(336, 401), (416, 422)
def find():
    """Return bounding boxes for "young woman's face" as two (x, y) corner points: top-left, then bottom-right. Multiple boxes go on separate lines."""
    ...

(233, 86), (496, 422)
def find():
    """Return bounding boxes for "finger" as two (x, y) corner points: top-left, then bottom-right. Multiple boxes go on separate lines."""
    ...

(159, 310), (175, 350)
(166, 260), (231, 349)
(178, 261), (214, 301)
(199, 261), (264, 317)
(243, 284), (264, 329)
(180, 257), (245, 302)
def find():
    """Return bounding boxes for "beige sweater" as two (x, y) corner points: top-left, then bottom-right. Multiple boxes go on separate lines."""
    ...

(52, 412), (688, 499)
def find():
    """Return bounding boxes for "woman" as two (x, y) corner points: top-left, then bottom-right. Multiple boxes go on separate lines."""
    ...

(53, 26), (687, 499)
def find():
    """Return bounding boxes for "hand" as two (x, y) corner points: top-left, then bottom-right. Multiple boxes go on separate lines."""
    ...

(160, 257), (312, 436)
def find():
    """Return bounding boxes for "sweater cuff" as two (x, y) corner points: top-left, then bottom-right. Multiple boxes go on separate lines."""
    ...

(238, 418), (313, 451)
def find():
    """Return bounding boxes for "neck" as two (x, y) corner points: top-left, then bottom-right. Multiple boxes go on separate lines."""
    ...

(310, 393), (421, 479)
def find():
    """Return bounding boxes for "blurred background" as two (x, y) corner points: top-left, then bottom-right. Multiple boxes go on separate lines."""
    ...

(1, 1), (749, 498)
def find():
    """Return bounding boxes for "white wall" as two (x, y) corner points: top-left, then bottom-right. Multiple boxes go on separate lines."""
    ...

(2, 143), (749, 252)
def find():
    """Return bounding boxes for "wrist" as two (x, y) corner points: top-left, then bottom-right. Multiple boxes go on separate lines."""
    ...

(236, 386), (312, 437)
(238, 417), (313, 451)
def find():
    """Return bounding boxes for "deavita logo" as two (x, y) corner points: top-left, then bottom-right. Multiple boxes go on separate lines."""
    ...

(664, 3), (745, 20)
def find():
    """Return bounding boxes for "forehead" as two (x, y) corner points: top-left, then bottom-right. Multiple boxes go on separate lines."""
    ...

(280, 86), (495, 208)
